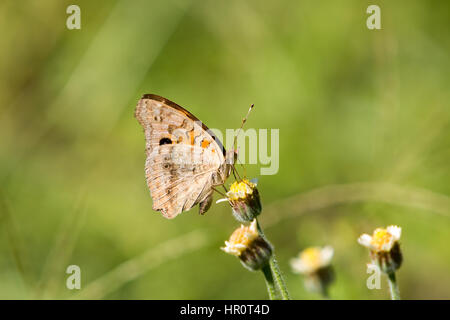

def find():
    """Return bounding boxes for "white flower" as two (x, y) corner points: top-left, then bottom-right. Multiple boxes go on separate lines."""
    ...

(290, 246), (334, 275)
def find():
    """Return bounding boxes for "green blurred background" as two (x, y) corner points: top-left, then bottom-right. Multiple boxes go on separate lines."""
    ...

(1, 0), (449, 299)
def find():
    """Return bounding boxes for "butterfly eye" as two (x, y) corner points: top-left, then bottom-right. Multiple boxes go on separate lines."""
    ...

(159, 138), (172, 145)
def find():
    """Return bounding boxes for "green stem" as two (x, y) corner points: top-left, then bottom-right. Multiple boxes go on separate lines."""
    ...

(269, 256), (291, 300)
(256, 219), (291, 300)
(261, 264), (277, 300)
(320, 285), (330, 300)
(387, 272), (400, 300)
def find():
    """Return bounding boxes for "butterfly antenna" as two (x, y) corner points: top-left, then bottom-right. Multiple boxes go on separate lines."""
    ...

(232, 164), (242, 181)
(237, 157), (247, 179)
(232, 168), (238, 180)
(231, 103), (254, 181)
(233, 104), (255, 150)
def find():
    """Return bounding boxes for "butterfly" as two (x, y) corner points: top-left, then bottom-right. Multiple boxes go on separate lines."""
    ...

(135, 94), (237, 219)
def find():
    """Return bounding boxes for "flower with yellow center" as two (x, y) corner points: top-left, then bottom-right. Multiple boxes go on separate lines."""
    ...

(290, 246), (335, 296)
(358, 225), (403, 274)
(221, 219), (272, 271)
(290, 246), (334, 275)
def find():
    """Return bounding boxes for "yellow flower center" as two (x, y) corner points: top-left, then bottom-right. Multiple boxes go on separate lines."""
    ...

(299, 247), (321, 270)
(371, 228), (393, 251)
(227, 179), (255, 201)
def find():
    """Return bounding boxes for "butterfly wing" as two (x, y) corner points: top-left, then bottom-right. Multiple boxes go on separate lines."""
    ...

(135, 94), (226, 219)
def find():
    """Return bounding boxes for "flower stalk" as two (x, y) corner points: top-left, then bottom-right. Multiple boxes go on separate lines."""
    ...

(358, 225), (403, 300)
(220, 179), (291, 300)
(387, 271), (400, 300)
(256, 219), (291, 300)
(261, 264), (277, 300)
(269, 256), (291, 300)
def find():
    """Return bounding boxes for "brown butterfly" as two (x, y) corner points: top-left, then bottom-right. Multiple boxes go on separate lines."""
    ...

(135, 94), (237, 219)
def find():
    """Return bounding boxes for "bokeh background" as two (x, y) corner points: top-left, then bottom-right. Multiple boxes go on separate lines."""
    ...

(0, 0), (449, 299)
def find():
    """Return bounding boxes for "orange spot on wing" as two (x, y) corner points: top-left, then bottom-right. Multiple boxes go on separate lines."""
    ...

(201, 139), (211, 149)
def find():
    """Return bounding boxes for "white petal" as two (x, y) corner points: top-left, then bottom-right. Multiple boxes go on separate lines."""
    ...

(222, 242), (246, 256)
(357, 234), (373, 249)
(216, 198), (229, 204)
(290, 258), (311, 274)
(221, 244), (232, 253)
(320, 246), (334, 266)
(387, 225), (402, 241)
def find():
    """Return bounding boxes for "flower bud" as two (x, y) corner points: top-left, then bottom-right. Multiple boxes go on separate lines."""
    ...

(221, 219), (272, 271)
